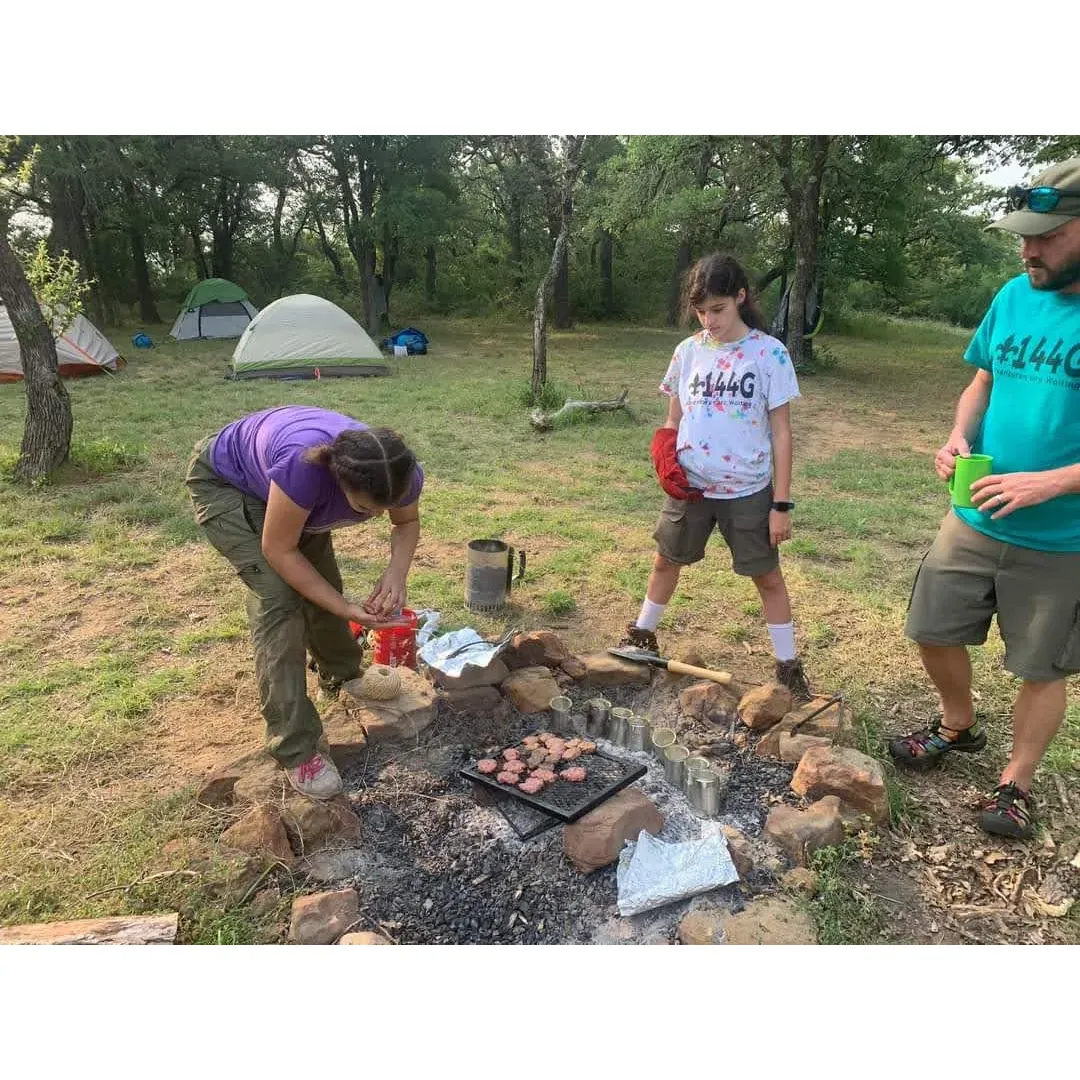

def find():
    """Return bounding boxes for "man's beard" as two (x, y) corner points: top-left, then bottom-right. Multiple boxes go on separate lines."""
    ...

(1027, 253), (1080, 292)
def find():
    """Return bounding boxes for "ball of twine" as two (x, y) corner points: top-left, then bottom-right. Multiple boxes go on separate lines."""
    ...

(358, 664), (402, 701)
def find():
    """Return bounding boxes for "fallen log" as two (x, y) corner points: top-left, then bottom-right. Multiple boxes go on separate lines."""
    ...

(530, 388), (630, 431)
(0, 912), (179, 945)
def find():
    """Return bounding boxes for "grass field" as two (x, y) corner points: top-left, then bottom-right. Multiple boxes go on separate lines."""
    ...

(1, 313), (1077, 943)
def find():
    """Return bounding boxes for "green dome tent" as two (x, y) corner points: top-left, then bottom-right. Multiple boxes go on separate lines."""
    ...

(170, 278), (258, 340)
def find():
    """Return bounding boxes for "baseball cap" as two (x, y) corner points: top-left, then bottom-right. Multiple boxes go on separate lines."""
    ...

(988, 157), (1080, 237)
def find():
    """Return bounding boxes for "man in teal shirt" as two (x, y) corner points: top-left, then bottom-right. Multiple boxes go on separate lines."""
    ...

(893, 157), (1080, 840)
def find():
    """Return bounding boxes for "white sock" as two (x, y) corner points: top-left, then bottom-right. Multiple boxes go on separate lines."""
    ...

(636, 599), (667, 632)
(767, 621), (796, 662)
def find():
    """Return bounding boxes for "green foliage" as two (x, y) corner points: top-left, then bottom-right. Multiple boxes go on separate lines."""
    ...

(22, 240), (92, 335)
(541, 590), (577, 617)
(808, 838), (885, 945)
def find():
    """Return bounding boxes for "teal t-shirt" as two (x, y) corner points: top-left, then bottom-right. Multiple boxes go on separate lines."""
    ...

(955, 274), (1080, 551)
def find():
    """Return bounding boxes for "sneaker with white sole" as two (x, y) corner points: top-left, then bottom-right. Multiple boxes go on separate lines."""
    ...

(286, 752), (343, 800)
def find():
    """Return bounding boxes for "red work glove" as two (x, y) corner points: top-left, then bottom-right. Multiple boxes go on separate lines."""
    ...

(650, 427), (703, 502)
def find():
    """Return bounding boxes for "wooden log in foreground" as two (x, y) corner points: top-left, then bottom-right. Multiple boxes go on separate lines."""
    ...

(530, 388), (630, 431)
(0, 913), (179, 945)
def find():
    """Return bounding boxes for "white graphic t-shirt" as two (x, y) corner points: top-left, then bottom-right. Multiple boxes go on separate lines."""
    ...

(659, 329), (800, 499)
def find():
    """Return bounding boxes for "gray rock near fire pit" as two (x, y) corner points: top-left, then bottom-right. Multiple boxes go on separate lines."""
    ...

(563, 787), (664, 874)
(579, 651), (653, 688)
(764, 795), (845, 866)
(737, 682), (793, 730)
(288, 888), (361, 945)
(342, 667), (438, 742)
(500, 665), (562, 714)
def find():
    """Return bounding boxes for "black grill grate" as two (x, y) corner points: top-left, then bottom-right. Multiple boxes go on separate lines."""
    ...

(461, 748), (647, 823)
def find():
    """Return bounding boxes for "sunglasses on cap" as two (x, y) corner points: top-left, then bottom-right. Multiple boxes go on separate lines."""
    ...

(1005, 185), (1080, 214)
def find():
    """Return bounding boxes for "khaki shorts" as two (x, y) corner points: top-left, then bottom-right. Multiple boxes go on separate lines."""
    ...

(906, 511), (1080, 682)
(652, 484), (778, 577)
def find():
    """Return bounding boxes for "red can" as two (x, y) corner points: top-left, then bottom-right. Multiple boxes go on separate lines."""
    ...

(369, 608), (419, 669)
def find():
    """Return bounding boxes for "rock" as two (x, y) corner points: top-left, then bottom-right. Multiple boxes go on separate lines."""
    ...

(555, 671), (574, 690)
(721, 825), (754, 879)
(251, 887), (282, 917)
(791, 746), (889, 823)
(680, 680), (739, 724)
(563, 788), (664, 874)
(220, 805), (293, 864)
(678, 908), (726, 945)
(282, 794), (363, 855)
(440, 685), (504, 714)
(560, 655), (588, 680)
(719, 896), (817, 945)
(502, 630), (571, 670)
(755, 716), (798, 758)
(764, 796), (845, 866)
(781, 868), (820, 896)
(298, 849), (369, 883)
(501, 665), (562, 714)
(288, 889), (360, 945)
(664, 646), (706, 684)
(580, 651), (652, 688)
(732, 731), (749, 751)
(196, 749), (270, 807)
(230, 754), (289, 806)
(431, 658), (509, 691)
(779, 732), (834, 763)
(787, 697), (846, 738)
(339, 931), (393, 945)
(319, 701), (369, 765)
(738, 682), (793, 730)
(342, 667), (437, 742)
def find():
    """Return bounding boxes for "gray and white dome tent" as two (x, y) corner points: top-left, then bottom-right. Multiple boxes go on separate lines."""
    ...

(230, 293), (390, 379)
(0, 303), (122, 382)
(170, 278), (258, 340)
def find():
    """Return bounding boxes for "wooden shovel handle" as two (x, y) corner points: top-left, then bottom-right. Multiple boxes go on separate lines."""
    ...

(665, 660), (732, 684)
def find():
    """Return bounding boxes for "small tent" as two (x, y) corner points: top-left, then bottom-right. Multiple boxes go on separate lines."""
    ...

(0, 304), (124, 382)
(170, 278), (258, 340)
(230, 294), (390, 380)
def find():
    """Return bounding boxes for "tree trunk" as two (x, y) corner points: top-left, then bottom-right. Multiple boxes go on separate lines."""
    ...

(129, 223), (160, 323)
(531, 137), (585, 395)
(425, 244), (437, 302)
(787, 136), (832, 370)
(45, 162), (106, 328)
(0, 230), (73, 483)
(312, 207), (349, 296)
(553, 245), (570, 329)
(508, 196), (523, 290)
(122, 178), (160, 323)
(666, 238), (693, 326)
(599, 229), (614, 317)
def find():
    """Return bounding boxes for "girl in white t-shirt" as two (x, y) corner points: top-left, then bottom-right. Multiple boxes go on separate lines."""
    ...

(622, 252), (810, 697)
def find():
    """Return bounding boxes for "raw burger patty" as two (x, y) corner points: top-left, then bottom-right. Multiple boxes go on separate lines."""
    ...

(560, 767), (587, 782)
(476, 759), (498, 775)
(518, 777), (544, 795)
(496, 771), (519, 785)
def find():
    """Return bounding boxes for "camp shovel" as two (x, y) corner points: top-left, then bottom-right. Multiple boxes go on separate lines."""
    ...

(607, 646), (733, 686)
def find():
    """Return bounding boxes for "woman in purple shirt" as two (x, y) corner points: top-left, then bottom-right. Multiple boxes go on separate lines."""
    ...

(185, 406), (424, 799)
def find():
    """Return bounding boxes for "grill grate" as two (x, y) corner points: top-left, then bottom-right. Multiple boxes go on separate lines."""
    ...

(461, 746), (647, 823)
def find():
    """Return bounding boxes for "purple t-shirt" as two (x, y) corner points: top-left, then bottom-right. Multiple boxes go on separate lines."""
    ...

(210, 406), (423, 532)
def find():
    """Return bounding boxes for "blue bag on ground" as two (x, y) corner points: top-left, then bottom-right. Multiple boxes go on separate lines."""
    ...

(381, 327), (429, 355)
(131, 332), (154, 349)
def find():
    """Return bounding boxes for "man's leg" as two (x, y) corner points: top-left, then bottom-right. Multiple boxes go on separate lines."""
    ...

(1002, 679), (1067, 792)
(892, 514), (997, 767)
(917, 643), (977, 733)
(298, 532), (362, 695)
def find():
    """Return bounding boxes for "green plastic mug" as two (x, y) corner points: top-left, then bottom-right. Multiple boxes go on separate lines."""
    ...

(949, 454), (993, 509)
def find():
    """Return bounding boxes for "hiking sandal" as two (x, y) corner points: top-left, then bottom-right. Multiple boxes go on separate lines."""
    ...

(888, 716), (987, 770)
(979, 782), (1035, 841)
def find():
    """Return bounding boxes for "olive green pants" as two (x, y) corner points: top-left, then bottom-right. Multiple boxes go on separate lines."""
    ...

(184, 438), (361, 767)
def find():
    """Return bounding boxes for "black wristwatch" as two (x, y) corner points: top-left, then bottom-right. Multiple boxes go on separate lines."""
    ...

(771, 500), (795, 512)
